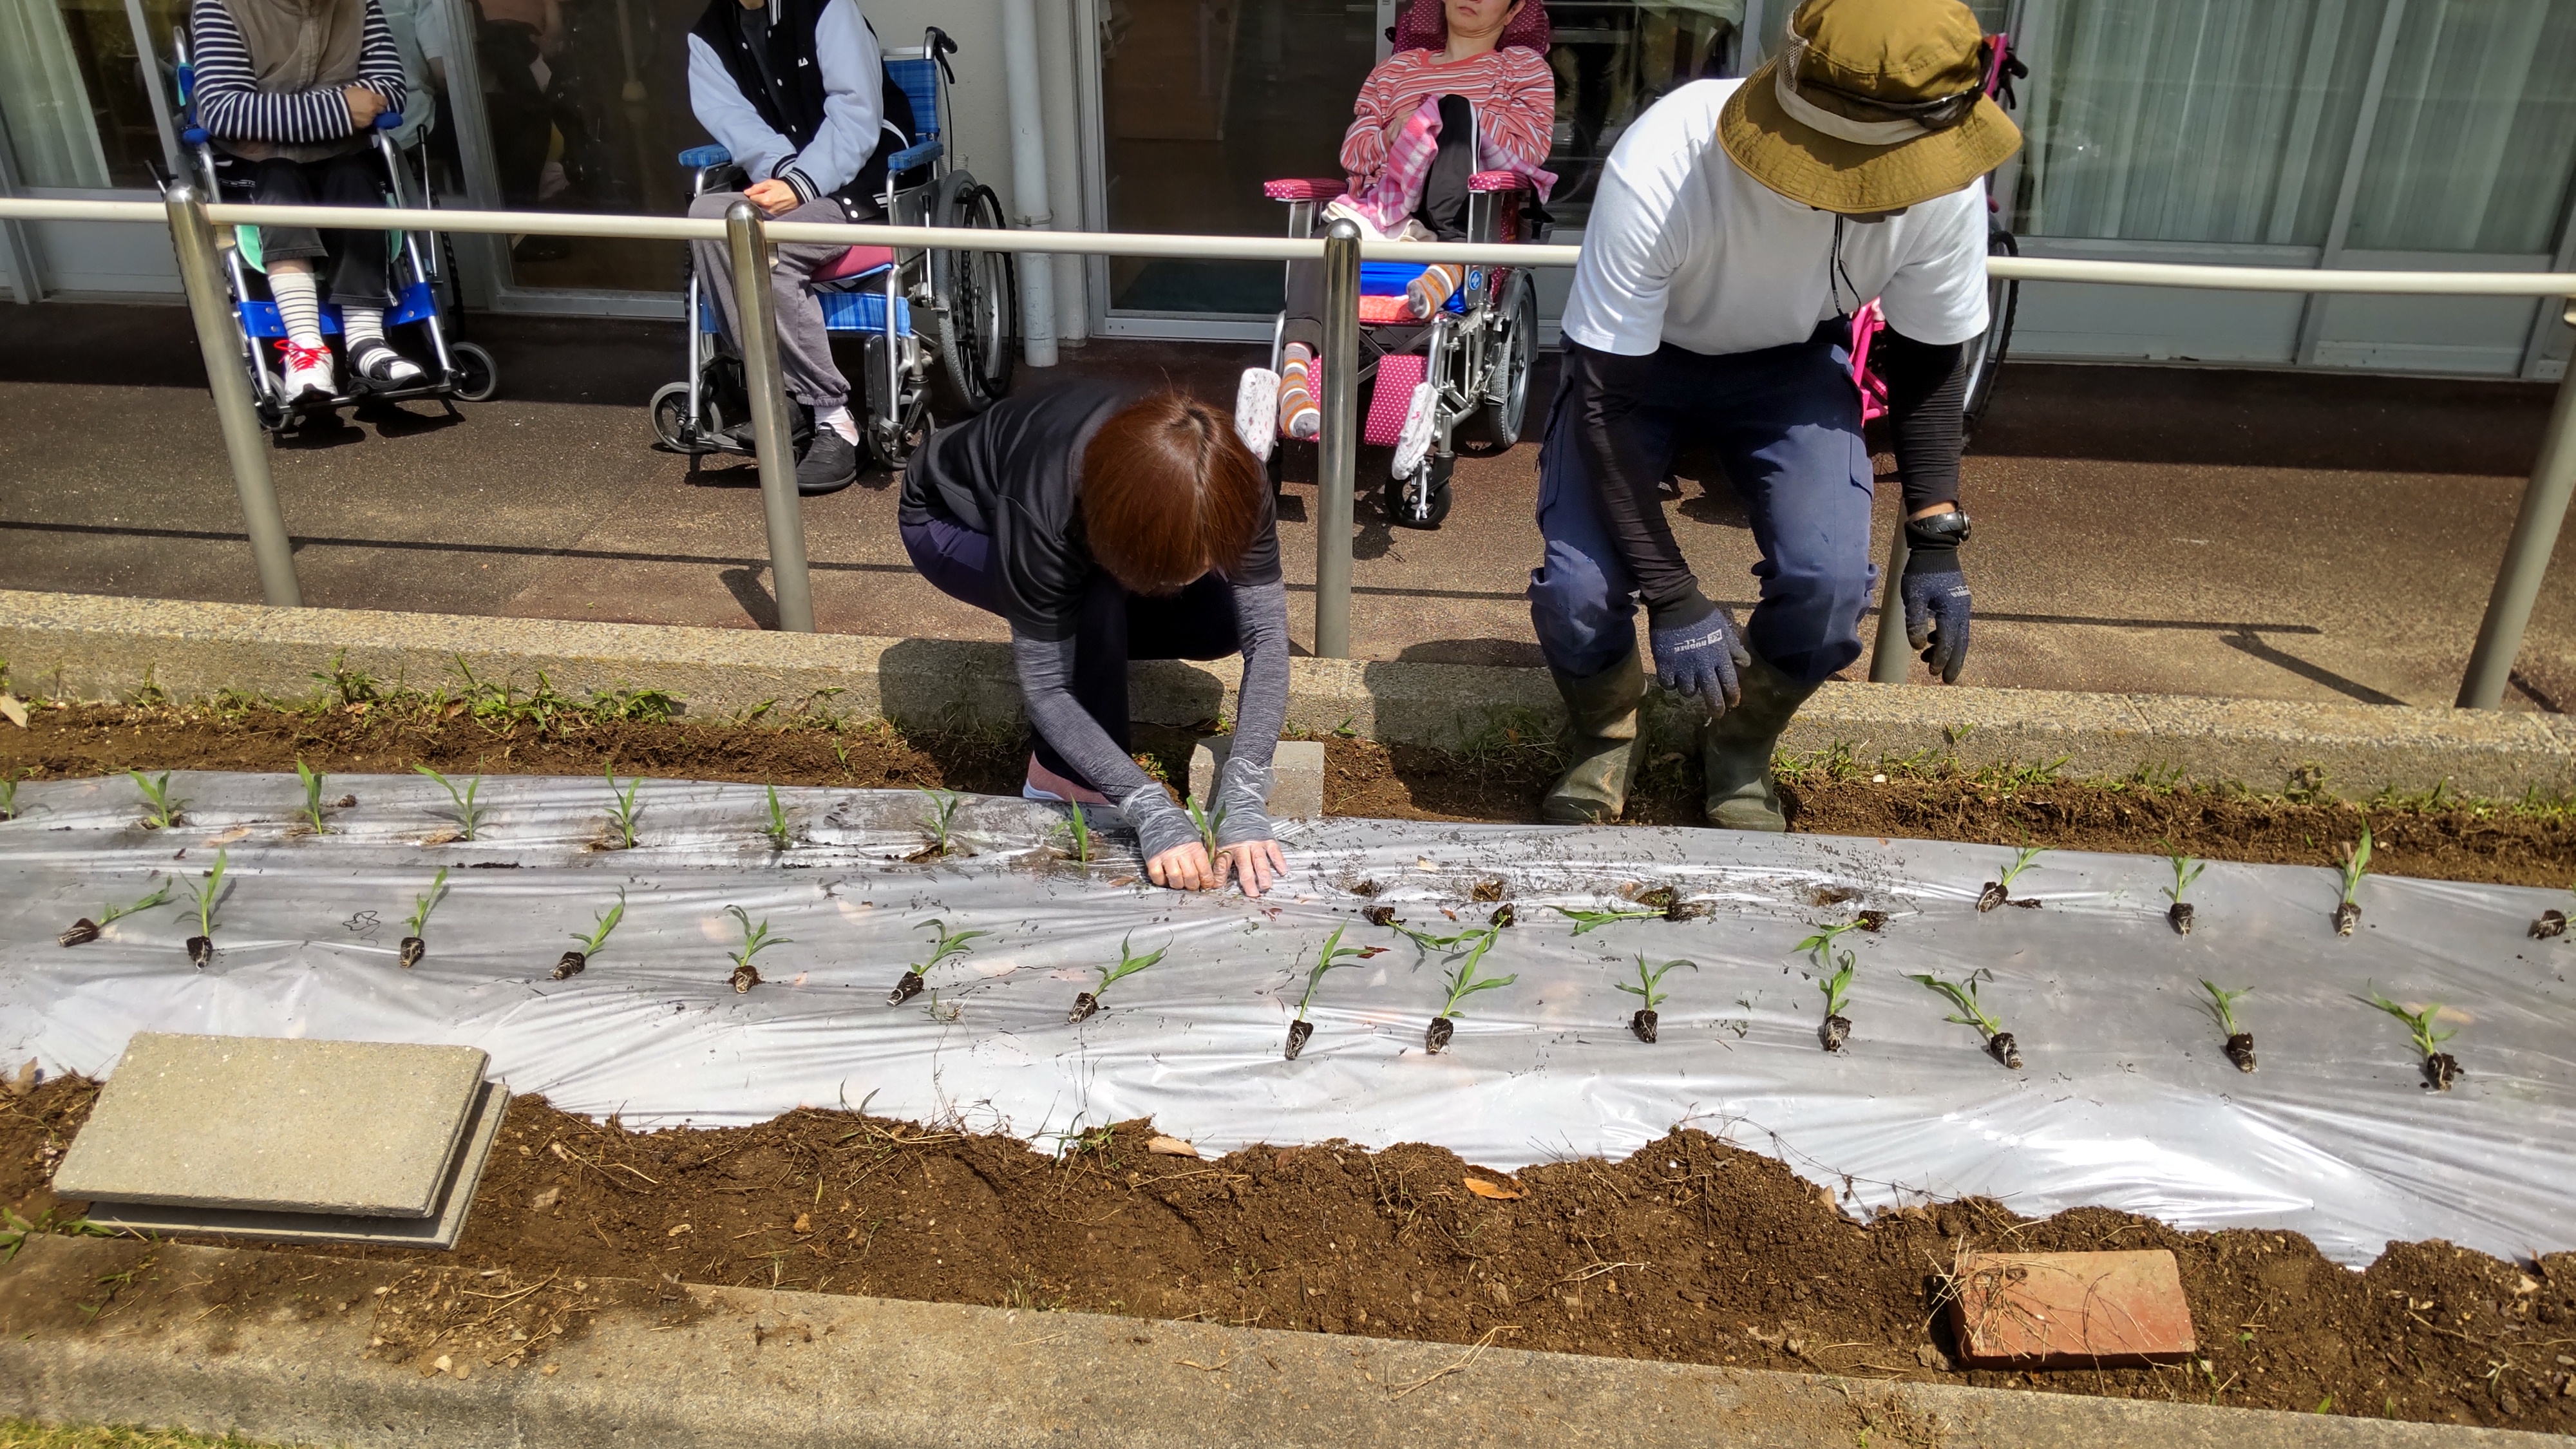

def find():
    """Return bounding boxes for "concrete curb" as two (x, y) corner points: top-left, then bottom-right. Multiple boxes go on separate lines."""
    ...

(0, 1235), (2555, 1449)
(5, 588), (2571, 800)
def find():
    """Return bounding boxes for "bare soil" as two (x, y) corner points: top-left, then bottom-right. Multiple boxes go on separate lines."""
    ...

(6, 701), (2572, 886)
(3, 1077), (2570, 1432)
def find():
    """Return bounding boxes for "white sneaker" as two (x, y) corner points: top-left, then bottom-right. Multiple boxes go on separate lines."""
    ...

(348, 338), (425, 388)
(1390, 379), (1437, 478)
(1234, 367), (1280, 462)
(278, 340), (336, 402)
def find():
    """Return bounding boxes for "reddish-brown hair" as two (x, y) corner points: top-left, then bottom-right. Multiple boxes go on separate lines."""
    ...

(1079, 391), (1265, 595)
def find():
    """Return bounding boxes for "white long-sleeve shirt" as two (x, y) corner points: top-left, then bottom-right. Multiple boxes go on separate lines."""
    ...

(685, 0), (884, 205)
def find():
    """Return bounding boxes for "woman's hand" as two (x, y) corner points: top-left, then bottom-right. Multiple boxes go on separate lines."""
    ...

(1217, 839), (1286, 898)
(1146, 840), (1215, 891)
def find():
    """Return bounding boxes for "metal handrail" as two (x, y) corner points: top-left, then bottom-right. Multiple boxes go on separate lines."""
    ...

(6, 191), (2573, 708)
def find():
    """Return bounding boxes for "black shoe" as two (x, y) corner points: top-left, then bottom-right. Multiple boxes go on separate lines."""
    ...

(795, 426), (861, 494)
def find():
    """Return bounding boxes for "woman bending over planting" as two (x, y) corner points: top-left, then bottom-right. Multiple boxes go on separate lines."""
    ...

(900, 383), (1290, 896)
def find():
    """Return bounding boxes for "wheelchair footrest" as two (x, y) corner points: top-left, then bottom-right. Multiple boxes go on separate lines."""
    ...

(1365, 354), (1425, 448)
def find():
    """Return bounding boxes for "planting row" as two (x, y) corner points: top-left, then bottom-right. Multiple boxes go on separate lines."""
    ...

(40, 846), (2490, 1091)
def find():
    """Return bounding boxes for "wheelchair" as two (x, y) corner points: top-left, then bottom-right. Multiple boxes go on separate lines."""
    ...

(169, 37), (500, 432)
(1260, 168), (1542, 531)
(650, 28), (1016, 475)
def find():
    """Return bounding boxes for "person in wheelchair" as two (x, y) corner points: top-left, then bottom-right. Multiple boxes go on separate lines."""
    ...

(188, 0), (421, 404)
(686, 0), (911, 493)
(1252, 0), (1554, 445)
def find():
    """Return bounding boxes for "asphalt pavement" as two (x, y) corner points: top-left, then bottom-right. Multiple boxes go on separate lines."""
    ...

(3, 300), (2569, 712)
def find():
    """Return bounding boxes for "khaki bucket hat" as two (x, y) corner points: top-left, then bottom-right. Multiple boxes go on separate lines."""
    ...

(1719, 0), (2022, 214)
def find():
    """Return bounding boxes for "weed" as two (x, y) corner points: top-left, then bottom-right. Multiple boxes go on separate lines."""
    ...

(1068, 934), (1168, 1021)
(2333, 827), (2372, 936)
(1817, 950), (1856, 1052)
(57, 878), (173, 946)
(293, 758), (330, 834)
(2362, 984), (2461, 1090)
(724, 904), (788, 992)
(1425, 927), (1516, 1052)
(605, 770), (644, 849)
(413, 764), (486, 840)
(761, 785), (793, 851)
(311, 650), (381, 706)
(0, 1205), (117, 1264)
(2201, 980), (2257, 1072)
(1615, 954), (1694, 1043)
(556, 889), (625, 979)
(887, 917), (990, 1004)
(1285, 924), (1380, 1058)
(1909, 969), (2020, 1068)
(1551, 904), (1661, 936)
(128, 770), (184, 829)
(2163, 849), (2207, 934)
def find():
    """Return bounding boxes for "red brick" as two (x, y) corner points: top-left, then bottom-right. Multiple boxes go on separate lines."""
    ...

(1947, 1250), (2197, 1368)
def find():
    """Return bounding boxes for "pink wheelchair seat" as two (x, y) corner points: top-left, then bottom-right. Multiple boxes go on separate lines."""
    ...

(812, 245), (897, 283)
(1263, 178), (1349, 202)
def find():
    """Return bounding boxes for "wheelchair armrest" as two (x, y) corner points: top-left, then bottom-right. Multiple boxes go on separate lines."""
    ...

(1263, 178), (1347, 202)
(1467, 170), (1531, 193)
(679, 144), (733, 169)
(885, 138), (943, 175)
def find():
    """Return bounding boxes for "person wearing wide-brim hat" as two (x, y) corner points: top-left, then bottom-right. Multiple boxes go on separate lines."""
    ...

(1526, 0), (2018, 830)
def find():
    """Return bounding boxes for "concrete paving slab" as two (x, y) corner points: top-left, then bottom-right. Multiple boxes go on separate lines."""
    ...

(77, 1081), (508, 1251)
(0, 1233), (2556, 1449)
(1187, 737), (1327, 819)
(52, 1033), (488, 1218)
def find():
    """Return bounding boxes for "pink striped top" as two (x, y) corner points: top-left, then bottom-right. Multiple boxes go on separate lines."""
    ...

(1340, 46), (1556, 190)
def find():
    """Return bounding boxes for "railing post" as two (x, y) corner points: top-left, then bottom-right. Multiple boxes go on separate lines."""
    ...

(165, 183), (301, 608)
(726, 200), (817, 634)
(2458, 335), (2576, 708)
(1314, 219), (1361, 659)
(1868, 520), (1911, 683)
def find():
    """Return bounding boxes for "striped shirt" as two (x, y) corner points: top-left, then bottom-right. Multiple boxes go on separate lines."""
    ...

(1340, 46), (1554, 189)
(190, 0), (407, 146)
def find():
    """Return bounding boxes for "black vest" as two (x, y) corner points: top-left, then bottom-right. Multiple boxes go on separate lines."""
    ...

(691, 0), (918, 212)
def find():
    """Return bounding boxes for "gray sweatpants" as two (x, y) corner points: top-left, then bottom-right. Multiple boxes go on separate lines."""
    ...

(687, 192), (851, 411)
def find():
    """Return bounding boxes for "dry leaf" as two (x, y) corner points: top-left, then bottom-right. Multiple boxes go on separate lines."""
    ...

(1463, 1177), (1523, 1200)
(529, 1187), (560, 1212)
(792, 1213), (812, 1233)
(666, 1222), (692, 1237)
(3, 1059), (37, 1097)
(1147, 1135), (1200, 1159)
(0, 694), (26, 728)
(205, 826), (251, 845)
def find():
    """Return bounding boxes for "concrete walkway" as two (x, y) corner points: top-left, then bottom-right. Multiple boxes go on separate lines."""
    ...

(0, 1235), (2556, 1449)
(3, 303), (2571, 712)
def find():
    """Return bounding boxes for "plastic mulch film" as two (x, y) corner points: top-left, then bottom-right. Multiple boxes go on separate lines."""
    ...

(3, 772), (2570, 1266)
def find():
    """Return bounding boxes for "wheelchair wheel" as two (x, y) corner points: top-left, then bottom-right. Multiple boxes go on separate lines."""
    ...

(927, 171), (1016, 416)
(649, 381), (694, 451)
(1385, 451), (1453, 531)
(1455, 270), (1537, 452)
(1962, 229), (2017, 440)
(451, 341), (501, 403)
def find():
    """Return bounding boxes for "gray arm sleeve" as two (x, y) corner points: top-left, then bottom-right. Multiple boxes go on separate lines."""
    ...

(1011, 631), (1198, 860)
(1213, 580), (1290, 847)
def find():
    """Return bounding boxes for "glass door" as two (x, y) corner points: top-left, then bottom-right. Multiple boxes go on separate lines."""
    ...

(0, 0), (191, 295)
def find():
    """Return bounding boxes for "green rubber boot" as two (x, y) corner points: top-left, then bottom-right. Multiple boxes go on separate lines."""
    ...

(1541, 647), (1645, 824)
(1701, 651), (1820, 831)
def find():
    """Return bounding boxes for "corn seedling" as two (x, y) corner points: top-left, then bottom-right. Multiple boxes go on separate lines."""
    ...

(1817, 950), (1857, 1052)
(725, 905), (788, 992)
(1068, 933), (1167, 1022)
(756, 785), (793, 851)
(556, 889), (625, 980)
(293, 759), (331, 835)
(1054, 800), (1095, 867)
(1551, 904), (1661, 936)
(1794, 919), (1861, 970)
(2200, 980), (2256, 1072)
(0, 768), (22, 822)
(887, 917), (991, 1005)
(913, 788), (965, 860)
(184, 851), (228, 967)
(1184, 795), (1226, 857)
(58, 878), (171, 947)
(2163, 853), (2207, 935)
(413, 764), (485, 841)
(129, 770), (184, 830)
(399, 866), (449, 968)
(1615, 954), (1695, 1043)
(605, 770), (644, 849)
(2362, 984), (2461, 1091)
(2333, 828), (2373, 936)
(1909, 969), (2020, 1068)
(1978, 845), (2046, 911)
(2530, 882), (2568, 941)
(1425, 927), (1516, 1054)
(1285, 924), (1381, 1059)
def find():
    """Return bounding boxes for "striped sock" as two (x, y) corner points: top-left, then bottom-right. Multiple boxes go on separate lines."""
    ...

(1280, 344), (1320, 440)
(268, 267), (324, 348)
(1407, 264), (1464, 319)
(342, 305), (386, 348)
